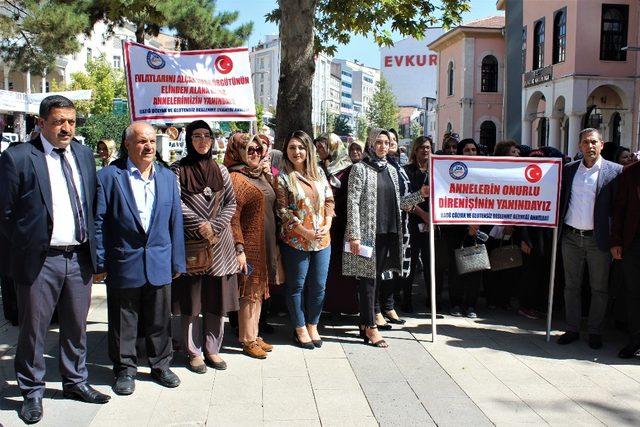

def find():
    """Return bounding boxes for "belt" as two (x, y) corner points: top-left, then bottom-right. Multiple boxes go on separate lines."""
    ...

(49, 243), (87, 254)
(564, 224), (594, 237)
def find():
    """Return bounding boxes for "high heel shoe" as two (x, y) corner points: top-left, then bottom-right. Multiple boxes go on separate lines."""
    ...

(363, 326), (388, 348)
(383, 313), (406, 325)
(292, 332), (315, 349)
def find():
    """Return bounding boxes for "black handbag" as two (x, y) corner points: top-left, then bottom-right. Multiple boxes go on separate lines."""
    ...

(489, 239), (523, 271)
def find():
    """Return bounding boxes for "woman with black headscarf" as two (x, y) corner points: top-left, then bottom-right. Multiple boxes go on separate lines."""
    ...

(171, 120), (239, 373)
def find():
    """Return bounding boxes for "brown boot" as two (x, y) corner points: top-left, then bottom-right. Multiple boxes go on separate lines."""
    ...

(257, 337), (273, 352)
(243, 341), (267, 359)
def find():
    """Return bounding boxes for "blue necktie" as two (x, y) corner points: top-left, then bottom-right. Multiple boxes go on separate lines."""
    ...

(54, 148), (86, 243)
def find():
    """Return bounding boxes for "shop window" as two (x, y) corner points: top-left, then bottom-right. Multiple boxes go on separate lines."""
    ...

(600, 4), (628, 61)
(481, 55), (498, 92)
(553, 10), (566, 64)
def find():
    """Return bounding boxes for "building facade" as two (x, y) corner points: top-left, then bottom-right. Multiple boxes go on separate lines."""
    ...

(249, 36), (333, 135)
(331, 59), (380, 136)
(429, 16), (505, 153)
(521, 0), (640, 155)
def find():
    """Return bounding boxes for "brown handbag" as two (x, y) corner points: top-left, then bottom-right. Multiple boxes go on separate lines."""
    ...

(185, 239), (214, 275)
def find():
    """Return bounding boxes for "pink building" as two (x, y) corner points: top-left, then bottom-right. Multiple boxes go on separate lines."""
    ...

(521, 0), (640, 155)
(428, 16), (505, 153)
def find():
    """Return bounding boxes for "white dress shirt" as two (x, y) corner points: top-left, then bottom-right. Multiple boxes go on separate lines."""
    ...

(41, 136), (85, 246)
(126, 158), (156, 233)
(565, 156), (602, 230)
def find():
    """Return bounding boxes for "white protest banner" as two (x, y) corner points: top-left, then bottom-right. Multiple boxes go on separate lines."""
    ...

(429, 155), (562, 227)
(123, 41), (256, 123)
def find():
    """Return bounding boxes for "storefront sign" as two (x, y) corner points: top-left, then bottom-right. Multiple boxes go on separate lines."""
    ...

(123, 41), (256, 122)
(429, 155), (562, 227)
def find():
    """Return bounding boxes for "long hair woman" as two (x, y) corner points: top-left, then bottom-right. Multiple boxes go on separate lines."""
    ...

(224, 133), (277, 359)
(344, 129), (426, 347)
(277, 130), (335, 349)
(171, 120), (239, 373)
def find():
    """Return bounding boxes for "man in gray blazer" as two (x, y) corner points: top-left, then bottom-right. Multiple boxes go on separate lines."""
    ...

(557, 128), (622, 349)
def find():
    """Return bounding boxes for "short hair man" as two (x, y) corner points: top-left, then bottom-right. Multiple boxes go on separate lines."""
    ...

(0, 95), (110, 424)
(94, 122), (186, 396)
(557, 128), (623, 349)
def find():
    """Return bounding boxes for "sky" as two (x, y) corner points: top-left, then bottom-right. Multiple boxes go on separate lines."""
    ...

(216, 0), (503, 68)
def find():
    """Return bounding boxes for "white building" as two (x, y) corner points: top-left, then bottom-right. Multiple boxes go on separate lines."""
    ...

(331, 59), (380, 134)
(249, 35), (333, 135)
(379, 29), (444, 108)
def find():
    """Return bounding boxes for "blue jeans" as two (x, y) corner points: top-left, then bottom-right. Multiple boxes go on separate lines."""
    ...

(280, 244), (331, 328)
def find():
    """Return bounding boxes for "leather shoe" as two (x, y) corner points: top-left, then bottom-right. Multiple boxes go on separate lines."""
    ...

(151, 369), (180, 388)
(113, 374), (135, 395)
(20, 397), (42, 424)
(63, 383), (110, 404)
(588, 334), (603, 350)
(618, 343), (640, 359)
(557, 331), (580, 345)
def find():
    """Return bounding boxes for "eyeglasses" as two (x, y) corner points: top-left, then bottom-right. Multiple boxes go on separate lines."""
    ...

(192, 134), (211, 141)
(247, 146), (264, 156)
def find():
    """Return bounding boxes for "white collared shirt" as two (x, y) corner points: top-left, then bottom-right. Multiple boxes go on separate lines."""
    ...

(126, 158), (156, 233)
(41, 135), (86, 246)
(565, 156), (602, 230)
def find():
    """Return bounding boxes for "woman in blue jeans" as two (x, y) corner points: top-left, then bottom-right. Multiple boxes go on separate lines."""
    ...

(276, 131), (335, 349)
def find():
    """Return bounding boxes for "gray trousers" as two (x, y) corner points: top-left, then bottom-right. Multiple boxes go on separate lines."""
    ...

(561, 232), (611, 334)
(15, 250), (93, 398)
(181, 314), (224, 357)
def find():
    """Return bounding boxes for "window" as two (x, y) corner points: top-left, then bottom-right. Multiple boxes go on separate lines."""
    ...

(600, 4), (628, 61)
(342, 92), (352, 99)
(341, 70), (352, 78)
(553, 10), (566, 63)
(522, 26), (527, 72)
(447, 61), (454, 96)
(533, 19), (545, 70)
(341, 81), (352, 88)
(113, 55), (121, 68)
(446, 122), (452, 132)
(479, 121), (497, 153)
(481, 55), (498, 92)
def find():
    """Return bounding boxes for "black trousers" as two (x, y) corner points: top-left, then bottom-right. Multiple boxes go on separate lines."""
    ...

(15, 249), (93, 398)
(1, 274), (18, 325)
(622, 236), (640, 345)
(107, 283), (172, 376)
(359, 233), (396, 327)
(448, 252), (481, 310)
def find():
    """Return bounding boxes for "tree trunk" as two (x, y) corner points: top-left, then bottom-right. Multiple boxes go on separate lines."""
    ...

(274, 0), (317, 149)
(135, 23), (145, 43)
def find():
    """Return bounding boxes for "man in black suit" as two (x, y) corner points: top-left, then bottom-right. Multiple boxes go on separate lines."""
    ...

(557, 128), (622, 349)
(0, 96), (110, 424)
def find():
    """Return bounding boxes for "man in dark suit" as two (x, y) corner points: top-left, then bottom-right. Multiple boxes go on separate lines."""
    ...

(611, 159), (640, 358)
(557, 128), (623, 349)
(95, 121), (185, 396)
(0, 96), (110, 424)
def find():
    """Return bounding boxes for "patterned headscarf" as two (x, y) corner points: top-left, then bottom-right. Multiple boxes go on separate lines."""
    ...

(365, 128), (391, 170)
(223, 132), (271, 179)
(318, 132), (352, 176)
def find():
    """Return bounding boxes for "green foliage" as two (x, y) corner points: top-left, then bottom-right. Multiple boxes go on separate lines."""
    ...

(355, 115), (368, 142)
(85, 0), (252, 46)
(367, 76), (400, 130)
(266, 0), (470, 56)
(324, 110), (337, 133)
(255, 103), (264, 132)
(333, 115), (352, 135)
(76, 112), (130, 149)
(54, 55), (127, 116)
(410, 121), (423, 139)
(0, 1), (89, 73)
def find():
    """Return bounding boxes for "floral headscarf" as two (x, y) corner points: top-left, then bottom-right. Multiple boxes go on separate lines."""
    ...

(318, 132), (352, 177)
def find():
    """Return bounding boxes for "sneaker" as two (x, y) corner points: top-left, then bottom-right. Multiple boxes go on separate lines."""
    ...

(450, 306), (462, 317)
(466, 307), (477, 318)
(518, 308), (540, 320)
